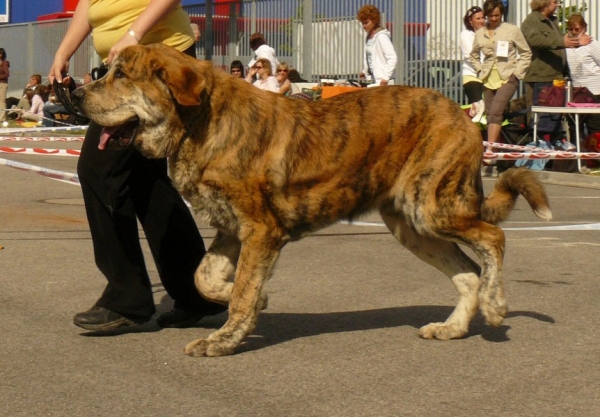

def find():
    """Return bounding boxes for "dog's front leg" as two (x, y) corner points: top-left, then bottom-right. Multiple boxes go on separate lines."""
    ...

(185, 228), (283, 357)
(194, 230), (241, 306)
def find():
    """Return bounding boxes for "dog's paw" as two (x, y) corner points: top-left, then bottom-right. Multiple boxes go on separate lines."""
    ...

(258, 292), (269, 311)
(479, 294), (508, 327)
(184, 337), (236, 357)
(418, 322), (468, 340)
(480, 299), (507, 327)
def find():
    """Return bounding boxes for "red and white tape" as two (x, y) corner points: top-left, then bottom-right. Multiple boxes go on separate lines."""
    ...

(483, 151), (600, 160)
(0, 147), (81, 156)
(0, 157), (79, 184)
(0, 136), (84, 142)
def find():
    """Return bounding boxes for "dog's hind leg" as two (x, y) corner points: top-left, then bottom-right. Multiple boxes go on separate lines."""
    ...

(380, 210), (482, 340)
(186, 226), (283, 357)
(447, 220), (507, 328)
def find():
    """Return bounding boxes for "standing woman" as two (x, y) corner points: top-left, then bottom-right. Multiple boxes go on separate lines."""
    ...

(0, 48), (9, 121)
(47, 0), (227, 331)
(470, 0), (531, 161)
(460, 6), (486, 117)
(521, 0), (590, 138)
(357, 5), (397, 87)
(565, 14), (600, 138)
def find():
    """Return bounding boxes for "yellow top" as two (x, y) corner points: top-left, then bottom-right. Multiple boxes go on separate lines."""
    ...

(483, 64), (507, 90)
(88, 0), (194, 59)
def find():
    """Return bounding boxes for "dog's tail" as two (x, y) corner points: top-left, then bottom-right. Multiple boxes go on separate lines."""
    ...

(481, 168), (552, 224)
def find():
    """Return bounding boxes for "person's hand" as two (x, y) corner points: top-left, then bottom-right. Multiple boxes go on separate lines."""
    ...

(380, 79), (388, 86)
(564, 34), (580, 48)
(359, 72), (366, 79)
(48, 54), (71, 85)
(579, 33), (592, 46)
(106, 31), (139, 64)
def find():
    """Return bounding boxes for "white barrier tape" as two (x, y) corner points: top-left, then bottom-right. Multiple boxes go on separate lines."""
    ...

(0, 136), (84, 141)
(0, 157), (79, 184)
(0, 125), (88, 134)
(0, 147), (80, 156)
(483, 151), (600, 160)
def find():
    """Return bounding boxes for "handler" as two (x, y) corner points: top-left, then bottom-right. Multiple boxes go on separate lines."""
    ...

(47, 0), (226, 331)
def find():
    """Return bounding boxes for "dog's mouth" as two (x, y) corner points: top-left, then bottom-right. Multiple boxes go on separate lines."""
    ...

(98, 117), (140, 150)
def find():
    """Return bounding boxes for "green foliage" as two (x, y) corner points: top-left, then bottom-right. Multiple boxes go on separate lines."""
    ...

(557, 1), (588, 33)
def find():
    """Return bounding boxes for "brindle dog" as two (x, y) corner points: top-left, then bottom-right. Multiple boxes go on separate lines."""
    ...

(71, 44), (552, 357)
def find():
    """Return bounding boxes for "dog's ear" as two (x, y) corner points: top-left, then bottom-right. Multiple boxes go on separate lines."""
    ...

(153, 55), (211, 106)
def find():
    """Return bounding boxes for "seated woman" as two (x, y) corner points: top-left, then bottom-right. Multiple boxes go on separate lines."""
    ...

(276, 63), (292, 95)
(230, 60), (245, 78)
(245, 58), (278, 93)
(7, 74), (42, 117)
(17, 84), (48, 123)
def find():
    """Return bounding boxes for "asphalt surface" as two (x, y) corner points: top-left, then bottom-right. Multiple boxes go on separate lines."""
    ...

(1, 137), (600, 416)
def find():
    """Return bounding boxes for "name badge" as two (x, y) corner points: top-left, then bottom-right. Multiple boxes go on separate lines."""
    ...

(497, 41), (509, 58)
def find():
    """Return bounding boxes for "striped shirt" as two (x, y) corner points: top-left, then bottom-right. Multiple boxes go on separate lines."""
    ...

(566, 40), (600, 95)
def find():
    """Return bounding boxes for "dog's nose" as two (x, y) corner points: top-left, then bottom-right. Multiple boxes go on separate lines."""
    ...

(71, 87), (84, 105)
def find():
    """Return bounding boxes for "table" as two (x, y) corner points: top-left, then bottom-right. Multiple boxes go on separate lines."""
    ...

(531, 105), (600, 172)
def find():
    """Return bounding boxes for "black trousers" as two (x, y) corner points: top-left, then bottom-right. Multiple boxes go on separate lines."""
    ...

(77, 122), (222, 317)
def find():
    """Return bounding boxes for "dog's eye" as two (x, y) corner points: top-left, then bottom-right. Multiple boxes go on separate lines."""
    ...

(114, 69), (126, 79)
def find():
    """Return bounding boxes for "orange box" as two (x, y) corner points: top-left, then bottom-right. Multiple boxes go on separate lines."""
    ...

(320, 86), (361, 99)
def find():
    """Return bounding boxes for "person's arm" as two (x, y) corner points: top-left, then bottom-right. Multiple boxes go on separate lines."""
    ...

(278, 79), (291, 95)
(469, 32), (483, 74)
(378, 34), (397, 85)
(513, 26), (532, 80)
(589, 41), (600, 69)
(48, 0), (92, 84)
(521, 19), (566, 50)
(106, 0), (182, 63)
(0, 61), (9, 81)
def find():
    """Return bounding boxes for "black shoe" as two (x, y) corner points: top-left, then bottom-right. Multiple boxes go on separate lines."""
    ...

(157, 305), (227, 329)
(73, 306), (150, 331)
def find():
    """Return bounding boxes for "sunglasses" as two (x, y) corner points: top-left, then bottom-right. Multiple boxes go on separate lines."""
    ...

(231, 69), (241, 72)
(255, 66), (263, 69)
(277, 69), (288, 73)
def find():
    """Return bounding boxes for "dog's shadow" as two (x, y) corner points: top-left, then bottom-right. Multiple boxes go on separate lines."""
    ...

(80, 298), (554, 352)
(233, 306), (555, 353)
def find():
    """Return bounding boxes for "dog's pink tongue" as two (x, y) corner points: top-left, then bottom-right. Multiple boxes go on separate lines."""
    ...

(98, 126), (120, 150)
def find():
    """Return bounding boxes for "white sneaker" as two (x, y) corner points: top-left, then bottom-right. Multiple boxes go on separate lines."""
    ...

(471, 100), (485, 123)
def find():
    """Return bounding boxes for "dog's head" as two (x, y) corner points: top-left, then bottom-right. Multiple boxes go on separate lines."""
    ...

(71, 43), (214, 158)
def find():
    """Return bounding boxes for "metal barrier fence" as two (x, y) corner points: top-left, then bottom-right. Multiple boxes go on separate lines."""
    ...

(0, 0), (596, 104)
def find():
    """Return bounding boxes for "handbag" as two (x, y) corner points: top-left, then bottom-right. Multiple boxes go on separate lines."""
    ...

(538, 85), (565, 107)
(571, 86), (595, 104)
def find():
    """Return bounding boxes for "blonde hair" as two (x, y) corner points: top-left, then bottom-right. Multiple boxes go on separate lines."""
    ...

(530, 0), (552, 12)
(255, 58), (272, 75)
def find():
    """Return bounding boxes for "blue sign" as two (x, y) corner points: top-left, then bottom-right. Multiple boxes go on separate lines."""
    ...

(0, 0), (8, 23)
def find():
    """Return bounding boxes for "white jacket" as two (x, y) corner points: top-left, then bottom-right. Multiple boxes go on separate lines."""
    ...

(362, 29), (397, 82)
(248, 44), (279, 75)
(460, 29), (478, 78)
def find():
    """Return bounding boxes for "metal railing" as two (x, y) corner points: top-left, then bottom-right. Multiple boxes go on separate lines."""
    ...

(0, 0), (595, 104)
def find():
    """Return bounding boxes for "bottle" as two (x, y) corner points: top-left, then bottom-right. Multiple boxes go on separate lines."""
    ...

(565, 77), (572, 104)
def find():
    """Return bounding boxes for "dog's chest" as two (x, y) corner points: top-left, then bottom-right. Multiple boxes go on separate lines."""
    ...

(172, 163), (240, 233)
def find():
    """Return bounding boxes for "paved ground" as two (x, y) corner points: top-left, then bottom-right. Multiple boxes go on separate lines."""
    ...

(1, 138), (600, 416)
